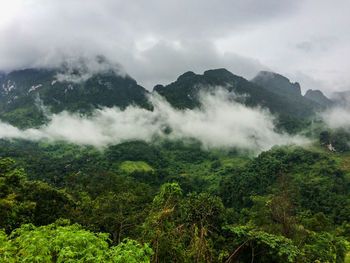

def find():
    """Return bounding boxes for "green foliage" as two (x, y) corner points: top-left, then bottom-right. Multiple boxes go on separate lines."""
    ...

(119, 161), (154, 174)
(223, 225), (299, 262)
(1, 67), (350, 262)
(274, 114), (308, 134)
(320, 130), (331, 145)
(155, 69), (318, 121)
(141, 183), (186, 262)
(76, 191), (147, 245)
(319, 128), (350, 152)
(302, 232), (347, 263)
(181, 193), (225, 262)
(108, 239), (153, 263)
(0, 140), (349, 262)
(0, 158), (74, 233)
(332, 129), (350, 152)
(0, 220), (153, 262)
(0, 68), (149, 128)
(219, 146), (350, 224)
(152, 183), (183, 207)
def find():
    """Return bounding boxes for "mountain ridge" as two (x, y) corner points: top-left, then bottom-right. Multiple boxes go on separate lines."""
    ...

(153, 68), (325, 119)
(304, 89), (334, 107)
(0, 66), (149, 127)
(0, 65), (338, 130)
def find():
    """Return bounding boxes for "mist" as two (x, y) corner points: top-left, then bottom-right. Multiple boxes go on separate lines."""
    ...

(0, 90), (307, 153)
(1, 0), (349, 91)
(55, 55), (127, 83)
(321, 105), (350, 130)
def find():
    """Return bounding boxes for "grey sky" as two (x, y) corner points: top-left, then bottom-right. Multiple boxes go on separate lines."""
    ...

(0, 0), (349, 94)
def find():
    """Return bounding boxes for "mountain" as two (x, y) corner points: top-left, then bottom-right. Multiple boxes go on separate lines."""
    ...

(331, 90), (350, 107)
(0, 65), (330, 129)
(304, 89), (334, 107)
(0, 66), (149, 127)
(154, 68), (320, 119)
(0, 71), (6, 83)
(251, 71), (334, 108)
(251, 71), (302, 98)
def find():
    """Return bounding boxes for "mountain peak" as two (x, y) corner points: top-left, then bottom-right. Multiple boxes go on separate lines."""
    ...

(56, 55), (127, 83)
(152, 68), (320, 119)
(176, 71), (197, 81)
(252, 71), (301, 98)
(304, 89), (333, 107)
(0, 65), (148, 128)
(203, 68), (234, 77)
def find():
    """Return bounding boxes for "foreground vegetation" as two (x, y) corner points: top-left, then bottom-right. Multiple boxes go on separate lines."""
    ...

(1, 137), (350, 262)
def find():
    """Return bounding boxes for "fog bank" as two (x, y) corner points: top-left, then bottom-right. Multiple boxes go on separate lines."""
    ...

(0, 90), (308, 152)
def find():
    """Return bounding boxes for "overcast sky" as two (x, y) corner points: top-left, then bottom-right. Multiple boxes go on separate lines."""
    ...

(0, 0), (349, 94)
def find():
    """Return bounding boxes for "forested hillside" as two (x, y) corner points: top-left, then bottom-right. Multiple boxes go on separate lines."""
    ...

(0, 67), (350, 262)
(0, 58), (149, 128)
(1, 143), (350, 262)
(1, 0), (349, 261)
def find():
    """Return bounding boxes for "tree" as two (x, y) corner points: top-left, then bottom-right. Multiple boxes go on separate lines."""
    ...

(80, 191), (140, 245)
(222, 225), (299, 263)
(181, 193), (225, 262)
(319, 131), (331, 145)
(141, 183), (185, 262)
(0, 220), (153, 263)
(0, 158), (74, 233)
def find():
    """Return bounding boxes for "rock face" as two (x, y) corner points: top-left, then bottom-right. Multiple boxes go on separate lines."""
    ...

(0, 63), (331, 129)
(304, 89), (333, 107)
(154, 68), (320, 119)
(251, 71), (302, 98)
(0, 63), (149, 127)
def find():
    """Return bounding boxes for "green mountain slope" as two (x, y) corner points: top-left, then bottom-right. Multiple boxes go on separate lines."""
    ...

(0, 66), (335, 131)
(252, 71), (302, 98)
(154, 68), (321, 119)
(0, 67), (149, 127)
(304, 89), (334, 107)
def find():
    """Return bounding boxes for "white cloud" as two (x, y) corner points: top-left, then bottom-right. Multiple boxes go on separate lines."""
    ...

(0, 0), (349, 91)
(55, 56), (126, 83)
(0, 90), (308, 152)
(321, 107), (350, 129)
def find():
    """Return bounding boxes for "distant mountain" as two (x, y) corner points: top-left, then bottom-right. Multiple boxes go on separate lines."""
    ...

(331, 91), (350, 107)
(154, 68), (321, 119)
(304, 89), (334, 107)
(0, 71), (6, 83)
(251, 71), (335, 108)
(251, 71), (302, 98)
(0, 65), (149, 127)
(0, 64), (331, 129)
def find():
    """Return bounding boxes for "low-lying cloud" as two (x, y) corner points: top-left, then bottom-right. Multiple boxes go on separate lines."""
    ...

(0, 90), (307, 152)
(321, 106), (350, 129)
(1, 1), (350, 91)
(55, 55), (126, 83)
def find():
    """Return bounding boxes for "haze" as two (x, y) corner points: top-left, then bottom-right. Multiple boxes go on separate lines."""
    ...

(0, 90), (307, 152)
(0, 0), (349, 93)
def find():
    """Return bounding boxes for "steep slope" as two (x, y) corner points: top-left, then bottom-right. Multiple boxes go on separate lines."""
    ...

(304, 89), (334, 107)
(0, 67), (149, 127)
(251, 71), (325, 114)
(252, 71), (302, 98)
(154, 68), (318, 119)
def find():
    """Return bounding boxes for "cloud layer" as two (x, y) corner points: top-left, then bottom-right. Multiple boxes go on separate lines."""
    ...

(321, 107), (350, 130)
(0, 0), (349, 92)
(0, 90), (307, 152)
